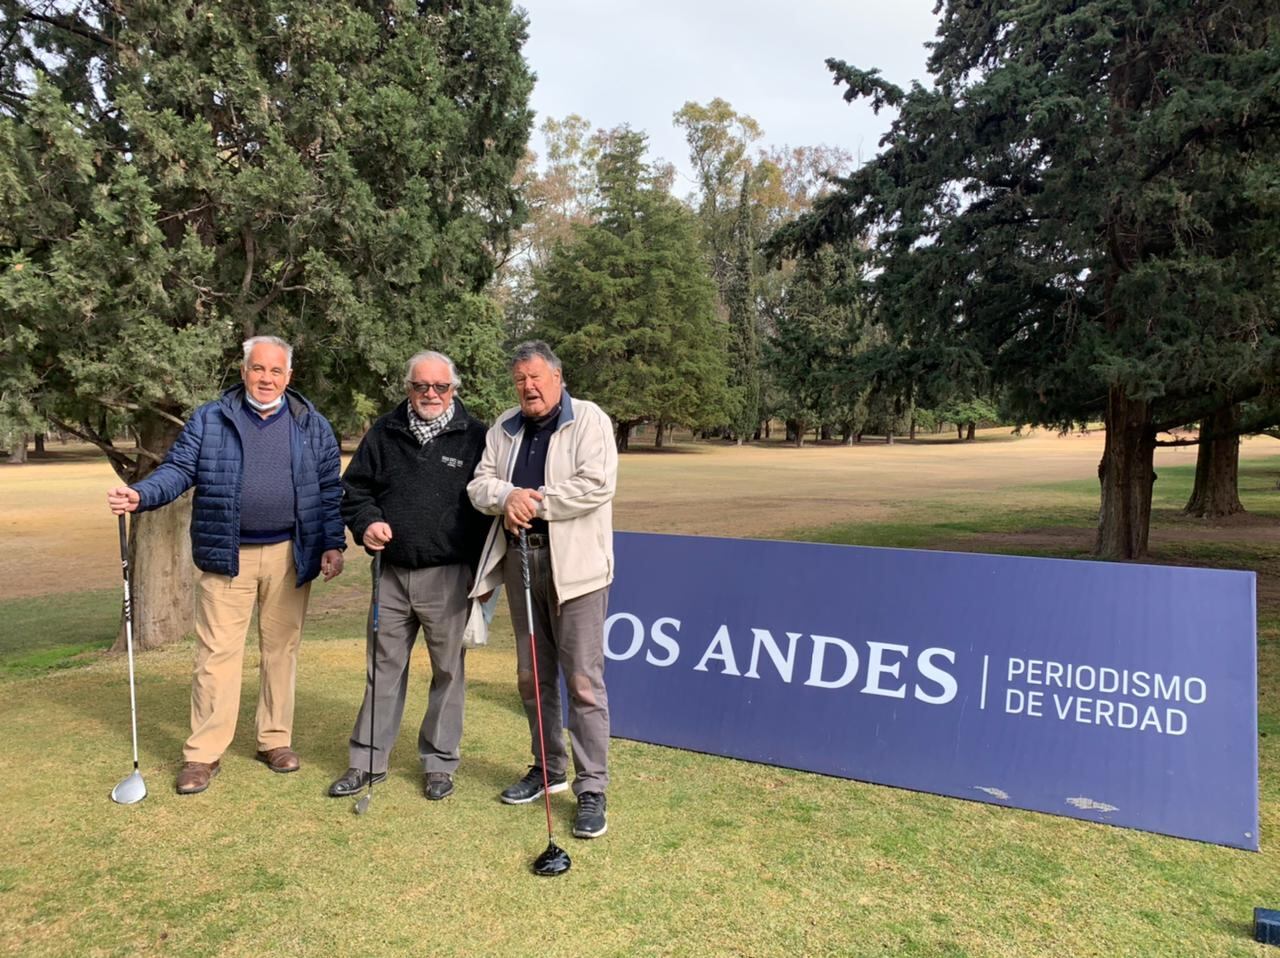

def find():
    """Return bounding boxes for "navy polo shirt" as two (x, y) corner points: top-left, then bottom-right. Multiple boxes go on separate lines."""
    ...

(511, 405), (560, 537)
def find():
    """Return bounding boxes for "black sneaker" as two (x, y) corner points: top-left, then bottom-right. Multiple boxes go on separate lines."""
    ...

(499, 766), (568, 805)
(573, 791), (607, 838)
(424, 771), (454, 801)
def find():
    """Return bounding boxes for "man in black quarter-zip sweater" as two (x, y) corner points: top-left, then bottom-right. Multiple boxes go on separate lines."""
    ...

(329, 350), (489, 802)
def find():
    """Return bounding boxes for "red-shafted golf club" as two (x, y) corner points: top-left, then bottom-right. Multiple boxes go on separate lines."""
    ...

(520, 529), (571, 876)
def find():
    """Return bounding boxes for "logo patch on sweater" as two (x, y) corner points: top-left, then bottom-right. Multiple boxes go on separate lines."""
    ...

(441, 455), (465, 469)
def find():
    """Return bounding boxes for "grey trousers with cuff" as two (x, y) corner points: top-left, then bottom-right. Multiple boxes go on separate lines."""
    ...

(348, 561), (469, 774)
(504, 543), (610, 795)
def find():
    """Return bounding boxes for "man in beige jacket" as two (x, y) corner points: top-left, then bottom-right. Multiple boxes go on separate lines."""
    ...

(467, 340), (617, 839)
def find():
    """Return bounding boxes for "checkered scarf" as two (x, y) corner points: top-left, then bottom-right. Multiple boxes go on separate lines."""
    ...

(407, 399), (455, 445)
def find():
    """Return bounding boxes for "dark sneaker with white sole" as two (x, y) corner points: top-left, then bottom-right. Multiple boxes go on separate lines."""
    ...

(424, 772), (454, 801)
(499, 766), (568, 805)
(573, 791), (607, 838)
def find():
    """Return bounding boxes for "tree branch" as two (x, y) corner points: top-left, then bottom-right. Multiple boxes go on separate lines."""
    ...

(19, 10), (119, 49)
(94, 397), (187, 429)
(237, 224), (255, 314)
(47, 414), (138, 477)
(246, 261), (303, 318)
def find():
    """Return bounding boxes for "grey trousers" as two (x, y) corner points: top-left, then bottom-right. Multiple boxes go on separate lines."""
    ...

(504, 544), (610, 795)
(348, 562), (469, 774)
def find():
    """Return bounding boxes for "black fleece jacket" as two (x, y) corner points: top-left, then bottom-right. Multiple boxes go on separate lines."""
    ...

(340, 399), (489, 570)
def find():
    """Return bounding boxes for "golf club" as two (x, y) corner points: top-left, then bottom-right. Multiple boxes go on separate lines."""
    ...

(110, 513), (147, 806)
(354, 551), (382, 816)
(520, 529), (571, 877)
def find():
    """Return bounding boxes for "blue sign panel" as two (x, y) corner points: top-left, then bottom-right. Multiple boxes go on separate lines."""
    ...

(605, 533), (1258, 849)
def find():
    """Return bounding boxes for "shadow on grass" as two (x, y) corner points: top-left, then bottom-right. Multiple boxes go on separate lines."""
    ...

(386, 753), (533, 798)
(23, 635), (533, 795)
(1214, 917), (1261, 944)
(464, 674), (526, 721)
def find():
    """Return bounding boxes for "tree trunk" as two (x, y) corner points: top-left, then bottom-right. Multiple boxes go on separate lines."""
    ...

(33, 433), (45, 455)
(114, 492), (198, 652)
(1095, 387), (1157, 559)
(615, 422), (631, 452)
(956, 424), (964, 441)
(654, 419), (665, 449)
(886, 432), (893, 445)
(7, 433), (27, 463)
(1185, 406), (1244, 518)
(909, 417), (917, 441)
(108, 411), (197, 650)
(819, 424), (832, 441)
(966, 421), (976, 441)
(792, 418), (806, 448)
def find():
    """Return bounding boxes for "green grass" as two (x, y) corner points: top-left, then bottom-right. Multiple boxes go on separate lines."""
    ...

(1, 460), (1278, 957)
(0, 589), (118, 673)
(788, 456), (1280, 558)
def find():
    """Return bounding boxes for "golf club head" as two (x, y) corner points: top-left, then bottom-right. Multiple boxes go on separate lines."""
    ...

(532, 840), (571, 876)
(353, 793), (371, 816)
(110, 770), (147, 805)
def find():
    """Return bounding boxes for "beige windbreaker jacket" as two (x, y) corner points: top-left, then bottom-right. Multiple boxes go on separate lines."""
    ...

(466, 390), (617, 605)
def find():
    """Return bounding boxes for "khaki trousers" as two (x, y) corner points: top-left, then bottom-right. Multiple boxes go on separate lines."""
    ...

(184, 541), (311, 763)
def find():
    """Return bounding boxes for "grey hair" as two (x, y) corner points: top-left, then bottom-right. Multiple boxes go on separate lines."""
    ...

(403, 350), (462, 389)
(242, 335), (293, 370)
(510, 340), (562, 373)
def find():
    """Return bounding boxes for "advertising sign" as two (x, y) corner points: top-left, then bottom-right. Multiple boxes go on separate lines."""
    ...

(605, 533), (1258, 849)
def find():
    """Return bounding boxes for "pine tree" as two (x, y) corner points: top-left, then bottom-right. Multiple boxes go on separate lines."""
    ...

(0, 0), (533, 645)
(774, 0), (1280, 557)
(724, 172), (761, 443)
(534, 130), (729, 450)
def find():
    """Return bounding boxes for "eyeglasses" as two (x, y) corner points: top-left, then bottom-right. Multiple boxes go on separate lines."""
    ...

(409, 381), (453, 396)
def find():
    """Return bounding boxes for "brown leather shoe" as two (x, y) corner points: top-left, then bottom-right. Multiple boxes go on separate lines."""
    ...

(175, 760), (220, 795)
(255, 746), (300, 773)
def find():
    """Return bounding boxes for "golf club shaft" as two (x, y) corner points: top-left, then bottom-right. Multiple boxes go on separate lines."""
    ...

(117, 514), (140, 771)
(520, 530), (556, 839)
(369, 552), (381, 792)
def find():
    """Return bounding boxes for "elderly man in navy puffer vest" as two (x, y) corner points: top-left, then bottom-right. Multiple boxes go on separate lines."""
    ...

(107, 336), (346, 795)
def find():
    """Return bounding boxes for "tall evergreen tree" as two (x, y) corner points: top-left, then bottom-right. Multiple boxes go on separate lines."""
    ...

(774, 0), (1280, 558)
(534, 129), (729, 450)
(766, 244), (871, 446)
(724, 172), (761, 444)
(0, 0), (533, 646)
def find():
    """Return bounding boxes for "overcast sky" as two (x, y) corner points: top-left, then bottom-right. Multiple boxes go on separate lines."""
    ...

(517, 1), (941, 198)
